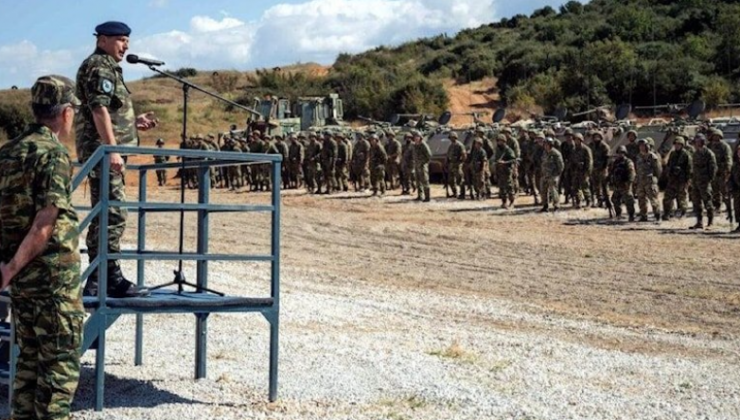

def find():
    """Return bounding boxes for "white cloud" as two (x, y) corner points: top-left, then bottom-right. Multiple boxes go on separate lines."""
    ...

(149, 0), (169, 8)
(0, 41), (79, 87)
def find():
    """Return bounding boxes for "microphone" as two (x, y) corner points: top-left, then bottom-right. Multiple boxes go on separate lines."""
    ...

(126, 54), (165, 67)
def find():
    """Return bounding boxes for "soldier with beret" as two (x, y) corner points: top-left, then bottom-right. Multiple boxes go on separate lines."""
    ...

(76, 21), (155, 297)
(0, 75), (84, 420)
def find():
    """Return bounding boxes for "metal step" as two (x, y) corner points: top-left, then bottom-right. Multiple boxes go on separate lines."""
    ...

(0, 321), (10, 342)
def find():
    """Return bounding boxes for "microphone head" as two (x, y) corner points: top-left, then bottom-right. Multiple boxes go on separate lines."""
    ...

(125, 54), (139, 64)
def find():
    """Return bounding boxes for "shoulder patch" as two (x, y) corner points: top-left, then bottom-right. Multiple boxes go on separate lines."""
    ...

(100, 78), (114, 94)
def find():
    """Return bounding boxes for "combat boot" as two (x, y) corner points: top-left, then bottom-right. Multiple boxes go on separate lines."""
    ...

(423, 188), (431, 202)
(458, 186), (466, 200)
(628, 209), (635, 222)
(416, 189), (423, 201)
(639, 215), (648, 222)
(662, 212), (671, 221)
(707, 210), (714, 227)
(689, 214), (704, 230)
(654, 212), (662, 223)
(733, 224), (740, 233)
(539, 205), (549, 213)
(614, 206), (623, 219)
(501, 199), (509, 209)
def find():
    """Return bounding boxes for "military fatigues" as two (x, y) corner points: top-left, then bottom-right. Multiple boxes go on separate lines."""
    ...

(531, 141), (545, 204)
(519, 134), (534, 194)
(221, 139), (242, 190)
(663, 148), (692, 219)
(385, 137), (402, 190)
(691, 147), (717, 226)
(569, 143), (593, 208)
(401, 139), (416, 194)
(413, 139), (432, 201)
(506, 135), (521, 194)
(559, 139), (574, 201)
(0, 124), (84, 420)
(708, 140), (732, 213)
(305, 139), (322, 193)
(320, 136), (337, 194)
(609, 156), (636, 219)
(469, 145), (488, 199)
(351, 138), (371, 191)
(75, 47), (137, 273)
(541, 147), (564, 210)
(493, 144), (517, 207)
(335, 138), (351, 192)
(288, 140), (304, 189)
(446, 140), (465, 197)
(154, 147), (170, 186)
(591, 139), (610, 207)
(275, 140), (289, 190)
(729, 156), (740, 229)
(370, 142), (388, 195)
(635, 151), (662, 220)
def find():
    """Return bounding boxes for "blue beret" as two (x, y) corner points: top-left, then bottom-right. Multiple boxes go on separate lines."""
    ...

(94, 21), (131, 37)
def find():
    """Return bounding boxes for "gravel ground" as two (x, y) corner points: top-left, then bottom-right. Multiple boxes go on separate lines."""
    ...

(1, 186), (738, 420)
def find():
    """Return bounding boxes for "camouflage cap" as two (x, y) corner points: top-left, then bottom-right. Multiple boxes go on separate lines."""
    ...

(673, 136), (686, 146)
(31, 75), (81, 107)
(616, 145), (627, 154)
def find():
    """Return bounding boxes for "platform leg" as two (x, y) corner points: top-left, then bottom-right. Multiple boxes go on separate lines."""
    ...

(94, 315), (106, 411)
(268, 313), (279, 402)
(195, 313), (208, 379)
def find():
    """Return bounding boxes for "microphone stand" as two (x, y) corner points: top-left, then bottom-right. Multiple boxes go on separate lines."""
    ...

(141, 64), (263, 295)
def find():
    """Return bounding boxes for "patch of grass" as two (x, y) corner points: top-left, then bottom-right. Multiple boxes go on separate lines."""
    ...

(428, 340), (478, 364)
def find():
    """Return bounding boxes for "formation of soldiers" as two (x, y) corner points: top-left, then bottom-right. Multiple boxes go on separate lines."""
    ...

(154, 125), (740, 232)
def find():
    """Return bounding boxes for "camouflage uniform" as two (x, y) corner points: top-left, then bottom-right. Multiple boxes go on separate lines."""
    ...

(275, 137), (290, 190)
(288, 137), (304, 189)
(662, 139), (692, 219)
(369, 137), (388, 195)
(469, 140), (488, 200)
(609, 151), (636, 220)
(729, 151), (740, 232)
(401, 136), (416, 195)
(590, 133), (610, 207)
(351, 136), (371, 191)
(708, 132), (732, 213)
(304, 136), (322, 193)
(221, 138), (241, 190)
(635, 142), (663, 221)
(519, 131), (534, 194)
(540, 141), (564, 211)
(75, 46), (137, 279)
(493, 136), (517, 208)
(320, 134), (337, 194)
(446, 134), (465, 198)
(154, 139), (169, 186)
(385, 134), (402, 190)
(249, 136), (265, 190)
(0, 77), (84, 420)
(335, 135), (351, 192)
(569, 135), (593, 209)
(504, 130), (521, 194)
(412, 133), (432, 202)
(691, 139), (718, 228)
(560, 134), (574, 201)
(531, 134), (545, 205)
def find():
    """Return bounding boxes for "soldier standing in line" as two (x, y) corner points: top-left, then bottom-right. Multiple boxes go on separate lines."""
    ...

(288, 134), (304, 189)
(446, 132), (465, 198)
(351, 133), (371, 192)
(469, 138), (488, 200)
(76, 21), (155, 297)
(320, 132), (337, 194)
(222, 137), (242, 190)
(729, 146), (740, 233)
(569, 133), (593, 209)
(305, 133), (322, 193)
(493, 134), (517, 209)
(154, 138), (169, 187)
(412, 130), (432, 202)
(707, 128), (732, 218)
(385, 131), (402, 190)
(369, 134), (388, 196)
(248, 134), (264, 191)
(0, 75), (84, 420)
(518, 128), (534, 195)
(401, 133), (416, 195)
(540, 137), (564, 212)
(590, 131), (610, 208)
(335, 133), (351, 192)
(609, 146), (636, 221)
(560, 129), (575, 204)
(662, 137), (692, 220)
(274, 134), (290, 190)
(625, 130), (640, 164)
(635, 138), (663, 222)
(502, 126), (521, 195)
(690, 134), (718, 229)
(531, 132), (545, 206)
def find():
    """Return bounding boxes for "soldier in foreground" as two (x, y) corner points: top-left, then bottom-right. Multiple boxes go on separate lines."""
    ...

(609, 146), (636, 221)
(662, 137), (692, 220)
(76, 21), (155, 298)
(412, 130), (432, 202)
(0, 75), (84, 420)
(469, 138), (488, 200)
(635, 138), (662, 222)
(540, 137), (564, 212)
(569, 133), (593, 209)
(690, 134), (717, 229)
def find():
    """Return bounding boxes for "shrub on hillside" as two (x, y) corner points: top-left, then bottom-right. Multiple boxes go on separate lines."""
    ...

(0, 103), (32, 140)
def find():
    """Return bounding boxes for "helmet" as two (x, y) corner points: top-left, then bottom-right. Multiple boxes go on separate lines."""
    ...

(496, 134), (507, 142)
(564, 128), (574, 136)
(474, 137), (483, 145)
(574, 133), (584, 141)
(645, 137), (655, 148)
(709, 128), (724, 139)
(627, 130), (637, 138)
(411, 130), (422, 138)
(386, 131), (396, 137)
(616, 145), (627, 155)
(534, 131), (545, 140)
(501, 126), (512, 134)
(637, 138), (647, 145)
(156, 138), (165, 146)
(449, 132), (459, 139)
(694, 133), (707, 143)
(673, 136), (686, 146)
(369, 133), (379, 140)
(545, 128), (556, 137)
(545, 137), (555, 145)
(592, 131), (604, 140)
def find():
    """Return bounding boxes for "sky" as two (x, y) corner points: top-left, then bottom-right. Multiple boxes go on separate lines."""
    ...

(0, 0), (579, 88)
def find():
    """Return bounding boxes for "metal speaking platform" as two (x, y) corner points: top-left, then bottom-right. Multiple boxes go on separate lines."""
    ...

(0, 145), (282, 412)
